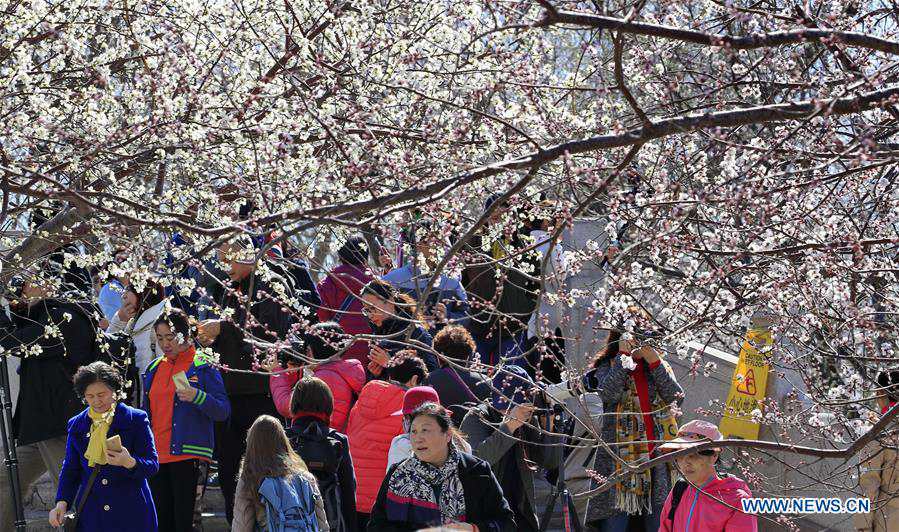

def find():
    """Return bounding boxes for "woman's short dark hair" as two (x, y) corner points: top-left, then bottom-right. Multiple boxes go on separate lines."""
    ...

(305, 322), (349, 361)
(387, 350), (428, 384)
(432, 326), (476, 367)
(73, 361), (123, 397)
(360, 278), (395, 301)
(154, 308), (192, 339)
(409, 402), (453, 434)
(126, 280), (166, 315)
(290, 377), (334, 417)
(337, 235), (369, 266)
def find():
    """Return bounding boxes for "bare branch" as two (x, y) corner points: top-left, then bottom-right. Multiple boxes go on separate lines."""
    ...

(536, 9), (899, 55)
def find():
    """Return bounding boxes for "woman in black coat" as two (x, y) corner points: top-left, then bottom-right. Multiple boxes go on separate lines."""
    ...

(368, 403), (515, 532)
(285, 376), (357, 532)
(360, 279), (437, 375)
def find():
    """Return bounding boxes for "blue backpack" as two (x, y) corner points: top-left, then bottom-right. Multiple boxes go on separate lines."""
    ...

(258, 474), (320, 532)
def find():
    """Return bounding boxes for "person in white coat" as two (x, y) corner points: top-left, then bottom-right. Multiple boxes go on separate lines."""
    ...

(105, 280), (167, 376)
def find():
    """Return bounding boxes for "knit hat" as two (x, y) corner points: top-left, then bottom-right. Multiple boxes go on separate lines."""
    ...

(393, 386), (441, 416)
(491, 365), (534, 411)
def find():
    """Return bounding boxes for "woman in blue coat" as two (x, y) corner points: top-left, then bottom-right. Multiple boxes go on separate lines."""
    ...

(50, 361), (159, 531)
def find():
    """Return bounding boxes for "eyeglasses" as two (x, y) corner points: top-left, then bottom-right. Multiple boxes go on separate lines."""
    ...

(697, 449), (717, 456)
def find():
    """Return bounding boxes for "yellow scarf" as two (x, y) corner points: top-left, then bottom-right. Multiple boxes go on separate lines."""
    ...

(84, 405), (116, 467)
(491, 238), (509, 260)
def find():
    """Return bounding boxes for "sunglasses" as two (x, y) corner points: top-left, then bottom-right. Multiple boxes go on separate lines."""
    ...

(696, 449), (718, 457)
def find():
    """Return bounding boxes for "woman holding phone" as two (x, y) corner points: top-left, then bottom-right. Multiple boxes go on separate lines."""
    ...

(143, 308), (230, 532)
(50, 361), (159, 531)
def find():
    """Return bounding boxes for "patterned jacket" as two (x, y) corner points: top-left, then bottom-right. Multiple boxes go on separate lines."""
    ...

(583, 356), (684, 523)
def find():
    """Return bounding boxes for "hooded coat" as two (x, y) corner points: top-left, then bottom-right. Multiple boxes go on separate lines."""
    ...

(270, 358), (366, 432)
(0, 299), (97, 445)
(659, 475), (757, 532)
(345, 379), (406, 513)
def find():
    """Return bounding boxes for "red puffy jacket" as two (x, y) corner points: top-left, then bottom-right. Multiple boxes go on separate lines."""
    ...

(346, 380), (406, 513)
(316, 264), (373, 365)
(268, 360), (365, 432)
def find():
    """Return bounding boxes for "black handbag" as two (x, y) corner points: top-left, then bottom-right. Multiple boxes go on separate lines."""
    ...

(63, 466), (101, 532)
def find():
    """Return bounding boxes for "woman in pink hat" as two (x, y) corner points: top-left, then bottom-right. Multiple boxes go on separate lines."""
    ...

(387, 386), (471, 468)
(658, 420), (757, 532)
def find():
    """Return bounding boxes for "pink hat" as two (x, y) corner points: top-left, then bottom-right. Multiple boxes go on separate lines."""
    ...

(394, 386), (440, 416)
(659, 420), (723, 452)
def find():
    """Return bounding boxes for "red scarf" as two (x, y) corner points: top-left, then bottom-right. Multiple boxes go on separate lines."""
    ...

(293, 410), (330, 423)
(627, 354), (662, 454)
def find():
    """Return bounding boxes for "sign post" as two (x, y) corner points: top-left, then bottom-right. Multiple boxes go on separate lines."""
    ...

(720, 325), (774, 440)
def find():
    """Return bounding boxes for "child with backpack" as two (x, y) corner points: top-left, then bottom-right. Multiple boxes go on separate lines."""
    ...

(287, 377), (357, 532)
(232, 415), (329, 532)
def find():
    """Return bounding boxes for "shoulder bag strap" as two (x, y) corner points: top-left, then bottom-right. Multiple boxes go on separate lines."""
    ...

(332, 293), (356, 323)
(68, 466), (101, 529)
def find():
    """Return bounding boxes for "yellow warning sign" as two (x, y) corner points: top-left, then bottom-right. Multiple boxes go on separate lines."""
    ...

(720, 327), (773, 440)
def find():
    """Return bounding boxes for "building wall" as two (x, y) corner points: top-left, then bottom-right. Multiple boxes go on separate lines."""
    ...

(553, 219), (856, 531)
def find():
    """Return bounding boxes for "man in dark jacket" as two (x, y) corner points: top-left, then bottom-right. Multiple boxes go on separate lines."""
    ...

(461, 196), (540, 370)
(425, 325), (490, 426)
(0, 278), (98, 528)
(196, 237), (296, 523)
(460, 365), (562, 532)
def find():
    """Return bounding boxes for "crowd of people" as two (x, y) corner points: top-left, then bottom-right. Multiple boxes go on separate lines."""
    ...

(0, 201), (830, 532)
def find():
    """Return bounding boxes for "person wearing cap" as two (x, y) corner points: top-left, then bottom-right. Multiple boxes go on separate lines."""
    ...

(387, 386), (472, 468)
(369, 402), (516, 532)
(0, 272), (103, 530)
(658, 420), (757, 532)
(853, 369), (899, 532)
(460, 365), (562, 532)
(345, 351), (429, 529)
(316, 234), (376, 365)
(194, 236), (296, 524)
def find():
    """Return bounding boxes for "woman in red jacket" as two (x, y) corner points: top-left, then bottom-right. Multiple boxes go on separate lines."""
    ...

(345, 352), (428, 530)
(270, 321), (365, 432)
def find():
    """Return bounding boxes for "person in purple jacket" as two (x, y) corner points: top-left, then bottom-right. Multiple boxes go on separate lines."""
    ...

(316, 235), (375, 366)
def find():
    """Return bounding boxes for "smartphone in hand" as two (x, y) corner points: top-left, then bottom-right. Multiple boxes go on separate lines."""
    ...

(106, 434), (123, 452)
